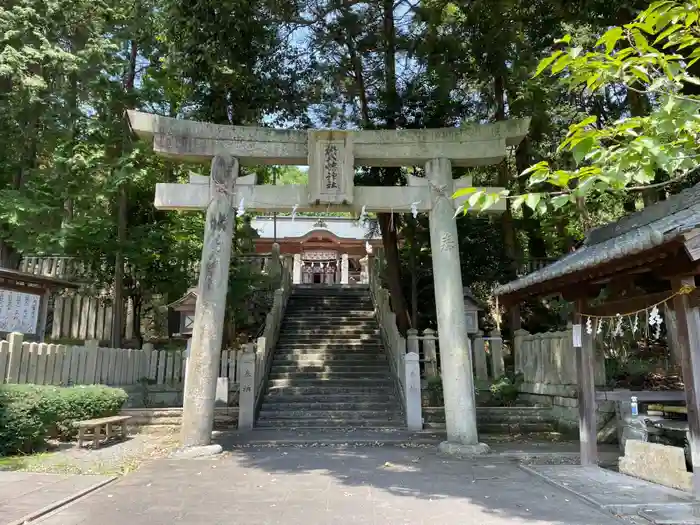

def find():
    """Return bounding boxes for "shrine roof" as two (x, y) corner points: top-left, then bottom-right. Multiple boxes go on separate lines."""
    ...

(250, 216), (380, 241)
(495, 182), (700, 301)
(0, 268), (80, 290)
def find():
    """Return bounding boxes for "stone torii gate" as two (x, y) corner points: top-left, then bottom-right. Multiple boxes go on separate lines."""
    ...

(127, 110), (529, 455)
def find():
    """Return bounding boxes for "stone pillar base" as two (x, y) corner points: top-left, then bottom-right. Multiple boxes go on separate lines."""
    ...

(171, 444), (223, 459)
(438, 441), (491, 457)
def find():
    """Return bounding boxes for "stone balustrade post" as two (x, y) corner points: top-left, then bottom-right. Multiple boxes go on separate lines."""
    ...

(293, 253), (302, 284)
(490, 329), (504, 379)
(359, 256), (369, 284)
(422, 329), (438, 378)
(238, 343), (256, 430)
(513, 328), (530, 375)
(407, 328), (419, 356)
(341, 253), (349, 284)
(269, 243), (282, 283)
(404, 352), (423, 431)
(472, 331), (489, 382)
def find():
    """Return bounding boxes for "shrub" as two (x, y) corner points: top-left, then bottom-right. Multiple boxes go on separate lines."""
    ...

(425, 376), (444, 406)
(489, 373), (524, 407)
(0, 384), (128, 456)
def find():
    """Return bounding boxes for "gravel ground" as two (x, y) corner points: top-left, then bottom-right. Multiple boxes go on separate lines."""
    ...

(0, 428), (179, 475)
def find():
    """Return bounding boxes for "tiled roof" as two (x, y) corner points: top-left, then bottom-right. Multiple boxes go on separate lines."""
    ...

(495, 183), (700, 297)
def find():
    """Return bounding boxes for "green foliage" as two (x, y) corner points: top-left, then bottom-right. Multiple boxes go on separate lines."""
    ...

(0, 385), (128, 456)
(488, 373), (524, 407)
(455, 0), (700, 215)
(425, 376), (444, 406)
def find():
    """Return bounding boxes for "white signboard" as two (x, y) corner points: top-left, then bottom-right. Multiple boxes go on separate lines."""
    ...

(0, 288), (41, 334)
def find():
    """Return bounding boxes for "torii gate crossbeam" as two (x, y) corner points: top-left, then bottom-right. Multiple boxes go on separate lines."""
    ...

(127, 110), (530, 457)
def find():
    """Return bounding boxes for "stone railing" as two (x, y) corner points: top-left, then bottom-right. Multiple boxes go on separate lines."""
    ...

(513, 327), (609, 432)
(368, 258), (421, 430)
(404, 329), (504, 383)
(238, 254), (293, 429)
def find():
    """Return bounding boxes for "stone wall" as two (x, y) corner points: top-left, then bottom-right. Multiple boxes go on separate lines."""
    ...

(514, 328), (615, 435)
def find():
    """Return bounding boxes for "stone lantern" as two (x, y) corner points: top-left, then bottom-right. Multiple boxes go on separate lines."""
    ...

(167, 288), (197, 337)
(462, 287), (482, 334)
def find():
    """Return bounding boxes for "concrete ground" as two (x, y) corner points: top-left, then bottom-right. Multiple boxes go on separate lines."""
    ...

(0, 471), (113, 525)
(31, 446), (627, 525)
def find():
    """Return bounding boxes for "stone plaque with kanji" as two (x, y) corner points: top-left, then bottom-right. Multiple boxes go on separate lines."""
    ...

(308, 130), (354, 205)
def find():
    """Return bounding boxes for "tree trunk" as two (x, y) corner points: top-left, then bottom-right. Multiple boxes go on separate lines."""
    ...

(495, 75), (521, 332)
(111, 40), (138, 348)
(111, 185), (128, 347)
(377, 213), (411, 333)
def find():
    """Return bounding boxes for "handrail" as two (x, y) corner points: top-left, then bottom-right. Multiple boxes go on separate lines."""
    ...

(254, 254), (293, 410)
(368, 255), (407, 412)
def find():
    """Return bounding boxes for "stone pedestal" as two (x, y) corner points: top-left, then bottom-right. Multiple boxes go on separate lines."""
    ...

(426, 157), (483, 449)
(180, 155), (238, 449)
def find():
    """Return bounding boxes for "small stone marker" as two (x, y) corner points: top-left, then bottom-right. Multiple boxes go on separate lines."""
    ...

(619, 439), (692, 492)
(215, 377), (229, 407)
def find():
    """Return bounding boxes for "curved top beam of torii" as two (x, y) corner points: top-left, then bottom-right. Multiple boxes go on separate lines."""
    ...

(127, 110), (530, 215)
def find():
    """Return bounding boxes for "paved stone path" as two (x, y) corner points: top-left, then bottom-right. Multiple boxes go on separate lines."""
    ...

(33, 446), (625, 525)
(0, 471), (113, 525)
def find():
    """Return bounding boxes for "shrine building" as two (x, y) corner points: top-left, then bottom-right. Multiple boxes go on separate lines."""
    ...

(249, 215), (382, 285)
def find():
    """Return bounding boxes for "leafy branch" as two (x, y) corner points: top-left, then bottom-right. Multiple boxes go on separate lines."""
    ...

(455, 0), (700, 216)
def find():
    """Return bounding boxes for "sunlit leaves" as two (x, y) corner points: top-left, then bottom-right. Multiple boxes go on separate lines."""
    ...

(455, 0), (700, 217)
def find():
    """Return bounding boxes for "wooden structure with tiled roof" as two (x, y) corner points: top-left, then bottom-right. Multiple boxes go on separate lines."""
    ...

(495, 183), (700, 497)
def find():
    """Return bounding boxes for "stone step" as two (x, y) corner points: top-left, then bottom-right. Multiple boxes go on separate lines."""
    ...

(256, 419), (404, 429)
(268, 377), (393, 388)
(292, 286), (369, 293)
(423, 421), (557, 433)
(282, 319), (377, 326)
(272, 353), (387, 363)
(286, 300), (372, 307)
(262, 393), (395, 404)
(276, 339), (382, 346)
(266, 385), (395, 396)
(268, 371), (391, 380)
(279, 331), (379, 338)
(284, 308), (374, 320)
(285, 308), (373, 314)
(259, 410), (402, 420)
(276, 342), (383, 349)
(260, 401), (397, 411)
(270, 364), (389, 374)
(285, 304), (373, 310)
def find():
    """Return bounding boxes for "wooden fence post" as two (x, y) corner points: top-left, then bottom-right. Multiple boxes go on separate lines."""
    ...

(6, 333), (23, 383)
(84, 340), (99, 384)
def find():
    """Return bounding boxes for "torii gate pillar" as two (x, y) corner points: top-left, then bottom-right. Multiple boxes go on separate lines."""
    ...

(426, 158), (486, 454)
(127, 110), (530, 455)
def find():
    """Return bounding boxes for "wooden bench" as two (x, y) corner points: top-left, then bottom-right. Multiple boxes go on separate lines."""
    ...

(74, 415), (131, 449)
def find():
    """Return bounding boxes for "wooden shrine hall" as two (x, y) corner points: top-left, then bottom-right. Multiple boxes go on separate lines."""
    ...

(495, 183), (700, 497)
(249, 215), (382, 285)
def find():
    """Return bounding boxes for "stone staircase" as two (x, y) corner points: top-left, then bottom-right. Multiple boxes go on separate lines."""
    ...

(422, 406), (557, 434)
(257, 285), (404, 429)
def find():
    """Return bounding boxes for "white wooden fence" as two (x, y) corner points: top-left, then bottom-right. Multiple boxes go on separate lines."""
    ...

(0, 333), (244, 387)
